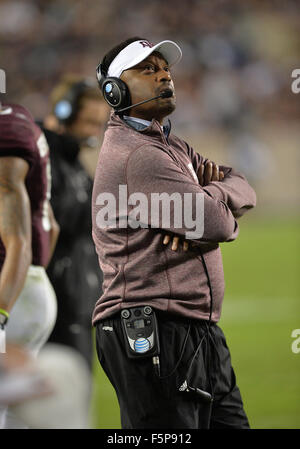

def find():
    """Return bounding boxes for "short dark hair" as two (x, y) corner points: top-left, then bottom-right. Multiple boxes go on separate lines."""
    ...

(101, 37), (146, 75)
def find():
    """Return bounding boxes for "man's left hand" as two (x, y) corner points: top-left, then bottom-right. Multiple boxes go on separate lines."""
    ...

(197, 160), (224, 186)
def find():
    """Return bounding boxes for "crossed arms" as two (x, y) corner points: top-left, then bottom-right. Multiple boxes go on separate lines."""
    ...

(126, 143), (256, 248)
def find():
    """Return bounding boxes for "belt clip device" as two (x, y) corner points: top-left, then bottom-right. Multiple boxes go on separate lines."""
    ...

(121, 306), (160, 361)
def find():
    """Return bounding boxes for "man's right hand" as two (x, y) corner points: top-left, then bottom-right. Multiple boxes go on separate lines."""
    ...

(197, 160), (224, 186)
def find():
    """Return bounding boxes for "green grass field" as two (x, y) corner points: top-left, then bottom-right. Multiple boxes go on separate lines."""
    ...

(89, 217), (300, 429)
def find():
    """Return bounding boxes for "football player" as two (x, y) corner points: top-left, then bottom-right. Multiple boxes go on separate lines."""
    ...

(0, 102), (59, 428)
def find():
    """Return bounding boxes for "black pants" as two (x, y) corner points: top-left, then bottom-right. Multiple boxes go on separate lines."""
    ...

(95, 311), (250, 429)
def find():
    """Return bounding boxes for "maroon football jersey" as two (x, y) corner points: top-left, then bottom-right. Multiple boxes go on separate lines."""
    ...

(0, 103), (51, 270)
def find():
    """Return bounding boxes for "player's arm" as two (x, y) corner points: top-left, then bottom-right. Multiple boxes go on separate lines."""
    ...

(0, 157), (32, 312)
(44, 201), (60, 268)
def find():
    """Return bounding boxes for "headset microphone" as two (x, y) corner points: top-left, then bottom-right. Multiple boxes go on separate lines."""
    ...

(116, 89), (173, 113)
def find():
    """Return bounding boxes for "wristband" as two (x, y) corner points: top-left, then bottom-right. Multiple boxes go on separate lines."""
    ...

(0, 308), (9, 319)
(0, 308), (9, 329)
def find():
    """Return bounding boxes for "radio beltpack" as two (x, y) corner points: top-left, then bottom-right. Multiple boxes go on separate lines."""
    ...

(120, 306), (160, 359)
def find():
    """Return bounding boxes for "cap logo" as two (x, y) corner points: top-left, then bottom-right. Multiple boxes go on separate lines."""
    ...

(139, 41), (154, 48)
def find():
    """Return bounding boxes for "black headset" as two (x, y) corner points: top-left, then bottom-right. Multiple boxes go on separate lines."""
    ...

(96, 63), (131, 112)
(54, 78), (97, 125)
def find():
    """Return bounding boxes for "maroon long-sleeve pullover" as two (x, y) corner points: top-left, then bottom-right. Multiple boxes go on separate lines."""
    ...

(91, 113), (256, 325)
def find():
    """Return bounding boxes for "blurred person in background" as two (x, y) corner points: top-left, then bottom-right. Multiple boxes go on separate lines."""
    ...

(0, 342), (54, 414)
(0, 342), (92, 429)
(40, 77), (109, 424)
(0, 102), (59, 428)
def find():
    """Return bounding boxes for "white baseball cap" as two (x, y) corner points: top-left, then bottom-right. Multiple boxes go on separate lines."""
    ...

(107, 39), (182, 78)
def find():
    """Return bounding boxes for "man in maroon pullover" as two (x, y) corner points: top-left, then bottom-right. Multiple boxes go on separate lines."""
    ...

(92, 37), (256, 429)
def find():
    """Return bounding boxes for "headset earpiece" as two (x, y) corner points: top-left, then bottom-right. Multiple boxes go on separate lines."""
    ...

(96, 64), (131, 112)
(102, 77), (131, 109)
(54, 79), (96, 125)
